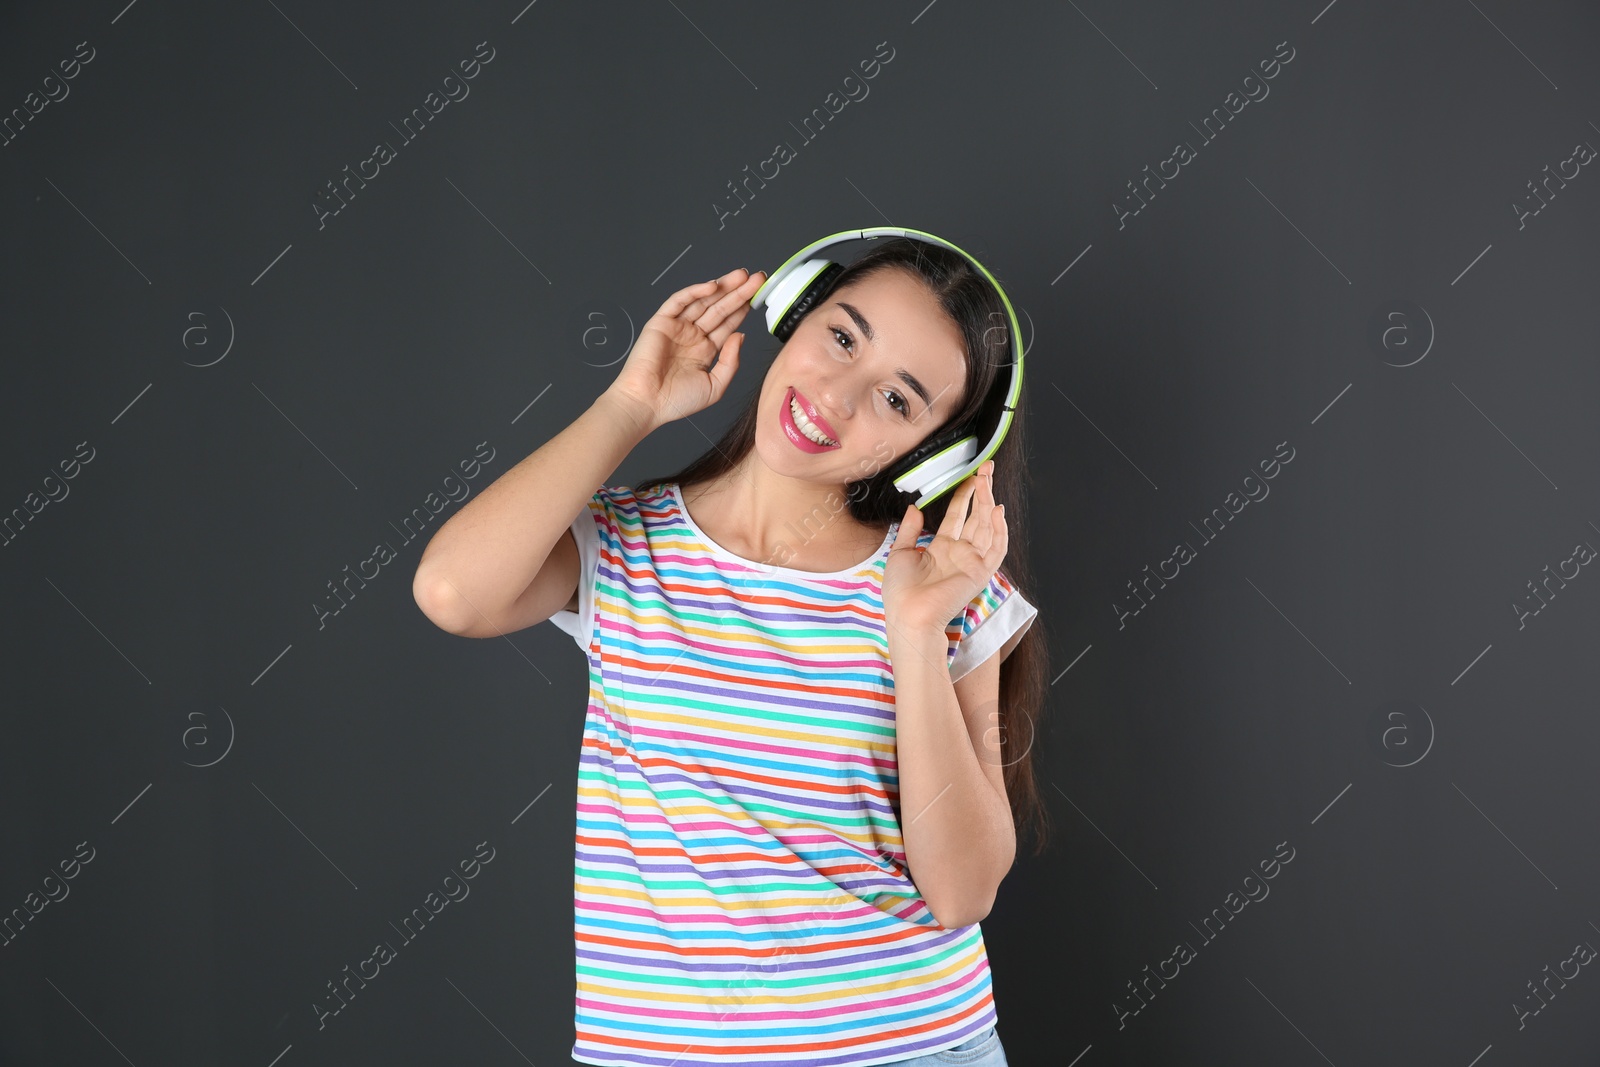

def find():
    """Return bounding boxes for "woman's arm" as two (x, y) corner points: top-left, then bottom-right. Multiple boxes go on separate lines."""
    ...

(880, 461), (1016, 926)
(887, 622), (1017, 929)
(413, 267), (766, 638)
(412, 389), (652, 636)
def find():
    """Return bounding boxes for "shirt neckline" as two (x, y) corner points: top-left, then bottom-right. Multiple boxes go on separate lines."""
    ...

(667, 482), (899, 580)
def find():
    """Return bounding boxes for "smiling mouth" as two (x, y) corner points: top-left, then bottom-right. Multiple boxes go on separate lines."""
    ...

(787, 390), (839, 447)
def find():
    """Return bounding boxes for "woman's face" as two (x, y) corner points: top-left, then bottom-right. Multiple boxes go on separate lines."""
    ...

(757, 267), (968, 490)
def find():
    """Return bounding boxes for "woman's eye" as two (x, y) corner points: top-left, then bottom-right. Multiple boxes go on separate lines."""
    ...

(830, 324), (907, 418)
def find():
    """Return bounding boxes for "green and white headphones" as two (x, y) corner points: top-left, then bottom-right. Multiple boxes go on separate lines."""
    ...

(748, 226), (1024, 509)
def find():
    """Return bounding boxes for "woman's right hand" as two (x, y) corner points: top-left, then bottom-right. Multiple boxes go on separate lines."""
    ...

(603, 267), (768, 433)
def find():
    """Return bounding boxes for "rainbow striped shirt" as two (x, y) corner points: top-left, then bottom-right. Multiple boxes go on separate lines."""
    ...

(549, 483), (1038, 1067)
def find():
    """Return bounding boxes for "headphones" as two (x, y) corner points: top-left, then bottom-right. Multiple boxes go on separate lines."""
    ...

(748, 227), (1024, 509)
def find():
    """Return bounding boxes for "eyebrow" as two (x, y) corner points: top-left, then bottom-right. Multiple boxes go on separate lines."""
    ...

(835, 301), (937, 416)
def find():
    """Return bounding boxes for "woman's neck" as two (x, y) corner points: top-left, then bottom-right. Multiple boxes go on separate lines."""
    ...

(680, 471), (887, 570)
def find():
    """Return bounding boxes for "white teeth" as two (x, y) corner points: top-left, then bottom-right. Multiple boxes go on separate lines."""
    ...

(789, 395), (837, 447)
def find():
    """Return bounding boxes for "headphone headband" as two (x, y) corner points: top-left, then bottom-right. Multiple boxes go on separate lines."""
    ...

(748, 227), (1024, 509)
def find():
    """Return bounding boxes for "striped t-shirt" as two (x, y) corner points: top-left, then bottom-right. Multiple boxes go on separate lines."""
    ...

(549, 482), (1039, 1067)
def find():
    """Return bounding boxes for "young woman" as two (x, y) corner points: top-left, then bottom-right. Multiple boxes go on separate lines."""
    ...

(413, 238), (1050, 1067)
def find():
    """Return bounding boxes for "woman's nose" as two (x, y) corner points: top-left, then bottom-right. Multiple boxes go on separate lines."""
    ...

(813, 386), (850, 420)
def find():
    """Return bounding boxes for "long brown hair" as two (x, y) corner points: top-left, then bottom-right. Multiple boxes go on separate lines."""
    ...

(635, 237), (1053, 857)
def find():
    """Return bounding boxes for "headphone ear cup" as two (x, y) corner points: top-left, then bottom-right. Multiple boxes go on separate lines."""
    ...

(771, 262), (844, 341)
(888, 424), (979, 502)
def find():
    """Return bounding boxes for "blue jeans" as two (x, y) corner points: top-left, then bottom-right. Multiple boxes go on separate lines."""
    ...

(572, 1028), (1010, 1067)
(876, 1026), (1008, 1066)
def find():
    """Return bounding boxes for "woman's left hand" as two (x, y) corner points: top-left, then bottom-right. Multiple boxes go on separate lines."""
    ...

(883, 460), (1008, 634)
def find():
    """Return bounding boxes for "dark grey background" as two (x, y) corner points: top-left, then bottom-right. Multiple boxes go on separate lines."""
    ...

(4, 1), (1598, 1064)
